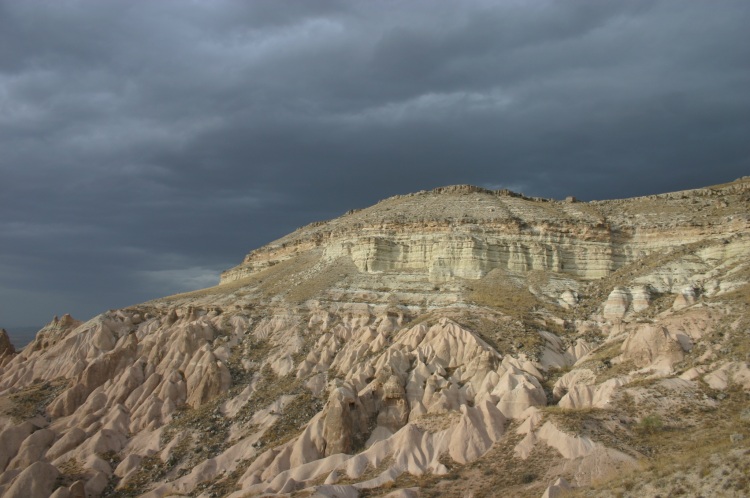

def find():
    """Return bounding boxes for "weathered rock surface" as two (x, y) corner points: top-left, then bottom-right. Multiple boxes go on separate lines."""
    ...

(621, 324), (685, 371)
(1, 178), (749, 497)
(3, 461), (59, 498)
(0, 329), (16, 368)
(222, 181), (749, 286)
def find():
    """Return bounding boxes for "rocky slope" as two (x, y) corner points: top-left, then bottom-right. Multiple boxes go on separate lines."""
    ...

(1, 178), (749, 498)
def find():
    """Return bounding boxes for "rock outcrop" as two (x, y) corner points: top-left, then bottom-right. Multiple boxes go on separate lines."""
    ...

(221, 181), (750, 286)
(0, 329), (16, 369)
(1, 178), (749, 497)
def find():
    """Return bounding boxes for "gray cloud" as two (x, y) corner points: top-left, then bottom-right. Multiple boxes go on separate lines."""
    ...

(1, 0), (749, 333)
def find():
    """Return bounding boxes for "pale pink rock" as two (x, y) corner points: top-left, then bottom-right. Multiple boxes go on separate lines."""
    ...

(69, 480), (86, 498)
(87, 428), (128, 455)
(603, 287), (630, 320)
(48, 333), (138, 417)
(3, 461), (59, 498)
(0, 183), (747, 498)
(322, 382), (369, 456)
(271, 353), (295, 376)
(114, 453), (142, 478)
(621, 324), (684, 370)
(125, 371), (162, 411)
(448, 401), (505, 464)
(630, 285), (652, 312)
(47, 427), (86, 461)
(559, 290), (579, 308)
(383, 488), (419, 498)
(8, 428), (54, 470)
(185, 349), (231, 408)
(558, 377), (629, 410)
(101, 404), (131, 434)
(515, 407), (543, 436)
(493, 367), (547, 419)
(108, 362), (145, 406)
(552, 369), (596, 401)
(704, 362), (750, 390)
(542, 477), (573, 498)
(84, 471), (109, 497)
(377, 375), (410, 432)
(537, 421), (596, 459)
(0, 468), (21, 486)
(0, 329), (16, 367)
(673, 286), (698, 310)
(0, 422), (35, 471)
(24, 314), (81, 355)
(84, 454), (112, 476)
(49, 487), (71, 498)
(308, 485), (358, 498)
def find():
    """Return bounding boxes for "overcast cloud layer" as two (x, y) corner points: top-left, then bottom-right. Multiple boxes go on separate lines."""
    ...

(1, 0), (749, 334)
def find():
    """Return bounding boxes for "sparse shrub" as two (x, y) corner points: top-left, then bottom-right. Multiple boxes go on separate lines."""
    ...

(699, 464), (711, 478)
(637, 414), (664, 434)
(736, 475), (749, 491)
(4, 379), (66, 422)
(619, 391), (636, 413)
(521, 472), (536, 484)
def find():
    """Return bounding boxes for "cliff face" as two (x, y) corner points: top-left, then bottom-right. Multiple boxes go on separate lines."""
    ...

(0, 178), (749, 498)
(221, 181), (750, 284)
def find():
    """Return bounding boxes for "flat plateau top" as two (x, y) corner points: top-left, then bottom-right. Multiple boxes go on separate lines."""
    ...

(242, 177), (750, 260)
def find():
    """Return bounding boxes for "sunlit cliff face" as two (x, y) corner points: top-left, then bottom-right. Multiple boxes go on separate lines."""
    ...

(0, 178), (749, 498)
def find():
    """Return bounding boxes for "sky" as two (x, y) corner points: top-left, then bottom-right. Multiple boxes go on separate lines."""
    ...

(1, 0), (749, 335)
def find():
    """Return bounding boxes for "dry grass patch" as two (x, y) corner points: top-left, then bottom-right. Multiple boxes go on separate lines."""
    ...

(2, 377), (66, 422)
(448, 310), (546, 360)
(570, 238), (719, 320)
(570, 383), (750, 496)
(285, 256), (359, 304)
(56, 458), (87, 488)
(363, 430), (563, 498)
(467, 269), (544, 320)
(226, 337), (272, 387)
(411, 411), (462, 433)
(540, 365), (572, 401)
(262, 390), (325, 447)
(108, 455), (165, 497)
(573, 338), (635, 383)
(333, 456), (397, 488)
(193, 458), (253, 498)
(233, 366), (302, 425)
(543, 406), (609, 434)
(154, 249), (327, 304)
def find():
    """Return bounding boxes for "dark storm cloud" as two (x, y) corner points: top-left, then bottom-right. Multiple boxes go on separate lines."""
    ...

(1, 0), (749, 331)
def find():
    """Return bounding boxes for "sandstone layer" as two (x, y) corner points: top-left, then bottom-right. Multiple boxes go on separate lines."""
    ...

(222, 182), (749, 284)
(0, 177), (749, 498)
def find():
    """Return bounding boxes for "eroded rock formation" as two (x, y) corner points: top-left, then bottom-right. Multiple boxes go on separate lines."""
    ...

(0, 178), (749, 497)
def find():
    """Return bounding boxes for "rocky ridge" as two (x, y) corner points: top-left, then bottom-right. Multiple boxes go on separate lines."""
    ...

(222, 181), (749, 284)
(0, 177), (749, 498)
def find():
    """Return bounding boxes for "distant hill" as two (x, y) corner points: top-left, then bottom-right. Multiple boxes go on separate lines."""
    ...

(3, 326), (40, 349)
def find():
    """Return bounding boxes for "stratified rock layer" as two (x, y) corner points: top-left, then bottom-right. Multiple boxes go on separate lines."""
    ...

(222, 182), (750, 285)
(1, 178), (749, 498)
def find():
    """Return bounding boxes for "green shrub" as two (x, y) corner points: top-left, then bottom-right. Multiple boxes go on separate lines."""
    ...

(638, 414), (664, 434)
